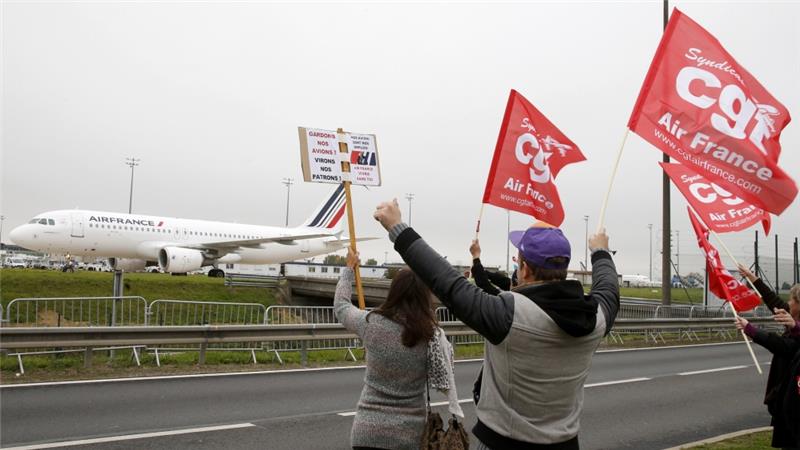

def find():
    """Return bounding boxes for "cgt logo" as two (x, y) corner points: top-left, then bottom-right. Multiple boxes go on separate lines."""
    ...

(515, 118), (573, 184)
(689, 181), (744, 206)
(678, 48), (780, 156)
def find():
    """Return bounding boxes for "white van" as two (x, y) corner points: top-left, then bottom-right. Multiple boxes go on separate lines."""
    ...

(4, 257), (27, 268)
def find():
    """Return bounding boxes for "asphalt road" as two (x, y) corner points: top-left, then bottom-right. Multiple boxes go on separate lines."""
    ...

(0, 342), (774, 450)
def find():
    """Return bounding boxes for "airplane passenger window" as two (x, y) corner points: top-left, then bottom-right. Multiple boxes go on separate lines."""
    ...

(48, 219), (55, 225)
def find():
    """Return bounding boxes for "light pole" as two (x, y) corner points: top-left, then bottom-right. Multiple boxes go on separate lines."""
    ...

(648, 224), (653, 282)
(583, 215), (589, 271)
(405, 193), (415, 226)
(125, 157), (140, 214)
(0, 215), (5, 245)
(282, 178), (294, 227)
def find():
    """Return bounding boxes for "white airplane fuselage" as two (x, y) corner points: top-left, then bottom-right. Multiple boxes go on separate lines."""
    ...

(8, 209), (351, 270)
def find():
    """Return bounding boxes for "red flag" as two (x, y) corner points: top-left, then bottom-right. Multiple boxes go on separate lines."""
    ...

(688, 208), (761, 312)
(629, 9), (796, 215)
(662, 162), (771, 234)
(482, 90), (586, 226)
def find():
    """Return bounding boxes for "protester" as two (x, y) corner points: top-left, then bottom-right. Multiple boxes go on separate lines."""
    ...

(374, 199), (619, 450)
(735, 266), (800, 449)
(334, 247), (437, 450)
(469, 239), (511, 295)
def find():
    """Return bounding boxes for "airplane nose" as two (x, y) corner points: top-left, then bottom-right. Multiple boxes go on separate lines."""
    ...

(8, 225), (26, 245)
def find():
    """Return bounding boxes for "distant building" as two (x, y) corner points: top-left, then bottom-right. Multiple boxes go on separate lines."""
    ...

(218, 261), (387, 279)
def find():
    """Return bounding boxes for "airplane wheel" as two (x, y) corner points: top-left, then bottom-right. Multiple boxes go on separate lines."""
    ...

(208, 269), (225, 278)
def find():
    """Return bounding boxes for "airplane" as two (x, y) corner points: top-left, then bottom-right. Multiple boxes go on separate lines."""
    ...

(8, 185), (371, 277)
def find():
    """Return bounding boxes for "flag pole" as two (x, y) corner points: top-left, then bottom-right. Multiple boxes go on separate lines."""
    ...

(596, 129), (630, 233)
(689, 207), (762, 374)
(475, 203), (485, 239)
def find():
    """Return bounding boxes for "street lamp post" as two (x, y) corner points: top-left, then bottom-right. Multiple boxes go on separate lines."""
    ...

(648, 224), (653, 282)
(583, 215), (589, 271)
(405, 193), (415, 226)
(125, 157), (140, 214)
(282, 178), (294, 227)
(0, 215), (5, 245)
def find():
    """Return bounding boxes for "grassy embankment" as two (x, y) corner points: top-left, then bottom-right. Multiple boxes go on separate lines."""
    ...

(0, 268), (276, 308)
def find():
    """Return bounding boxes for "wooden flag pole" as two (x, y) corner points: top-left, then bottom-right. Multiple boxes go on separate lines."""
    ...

(596, 129), (630, 233)
(475, 203), (485, 239)
(689, 207), (762, 374)
(338, 128), (366, 310)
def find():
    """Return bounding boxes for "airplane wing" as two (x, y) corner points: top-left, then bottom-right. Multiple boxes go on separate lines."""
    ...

(198, 233), (335, 250)
(325, 237), (379, 246)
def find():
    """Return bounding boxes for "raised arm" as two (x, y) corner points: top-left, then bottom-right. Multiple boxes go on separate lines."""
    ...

(333, 249), (368, 338)
(374, 199), (513, 344)
(588, 229), (620, 335)
(738, 264), (789, 311)
(470, 239), (501, 296)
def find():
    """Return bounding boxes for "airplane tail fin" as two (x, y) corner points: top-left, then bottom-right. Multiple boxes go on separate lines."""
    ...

(302, 185), (347, 230)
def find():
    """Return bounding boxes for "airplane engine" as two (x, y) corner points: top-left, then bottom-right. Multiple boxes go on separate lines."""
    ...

(158, 247), (204, 273)
(108, 258), (147, 272)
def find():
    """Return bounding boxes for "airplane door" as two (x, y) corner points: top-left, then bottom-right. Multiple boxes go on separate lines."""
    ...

(301, 239), (310, 253)
(70, 212), (85, 238)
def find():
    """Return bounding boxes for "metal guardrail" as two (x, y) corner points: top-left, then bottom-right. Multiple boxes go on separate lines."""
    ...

(224, 273), (283, 288)
(0, 319), (774, 351)
(4, 296), (148, 327)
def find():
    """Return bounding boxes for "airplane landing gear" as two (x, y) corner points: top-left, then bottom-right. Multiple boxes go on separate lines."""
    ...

(208, 268), (225, 278)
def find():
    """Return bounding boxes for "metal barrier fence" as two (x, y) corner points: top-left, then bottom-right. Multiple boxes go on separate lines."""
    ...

(149, 299), (268, 326)
(4, 296), (148, 327)
(264, 305), (367, 363)
(147, 300), (269, 366)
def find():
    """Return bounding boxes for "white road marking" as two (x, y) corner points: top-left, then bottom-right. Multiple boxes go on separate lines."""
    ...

(585, 377), (651, 387)
(678, 365), (748, 376)
(337, 379), (653, 416)
(0, 423), (255, 450)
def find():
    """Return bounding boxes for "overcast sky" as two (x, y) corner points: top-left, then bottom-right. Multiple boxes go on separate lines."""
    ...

(2, 1), (798, 280)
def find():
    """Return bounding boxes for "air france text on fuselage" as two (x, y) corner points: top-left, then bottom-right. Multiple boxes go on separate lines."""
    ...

(89, 216), (161, 227)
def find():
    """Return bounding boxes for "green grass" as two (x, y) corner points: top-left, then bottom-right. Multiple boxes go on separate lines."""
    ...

(689, 430), (772, 449)
(0, 268), (276, 308)
(619, 286), (704, 304)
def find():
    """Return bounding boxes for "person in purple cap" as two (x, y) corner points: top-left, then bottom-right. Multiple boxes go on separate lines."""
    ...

(374, 199), (619, 450)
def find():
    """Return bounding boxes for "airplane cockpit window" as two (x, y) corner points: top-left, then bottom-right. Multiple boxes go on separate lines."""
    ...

(38, 219), (48, 225)
(29, 218), (40, 224)
(48, 219), (55, 225)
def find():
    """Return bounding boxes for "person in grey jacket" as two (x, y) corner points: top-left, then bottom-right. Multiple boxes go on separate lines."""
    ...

(374, 199), (619, 450)
(334, 247), (438, 450)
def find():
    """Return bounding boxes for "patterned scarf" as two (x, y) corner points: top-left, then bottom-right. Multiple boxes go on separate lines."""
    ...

(427, 327), (452, 391)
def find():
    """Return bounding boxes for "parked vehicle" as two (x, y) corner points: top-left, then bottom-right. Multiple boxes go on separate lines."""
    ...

(4, 257), (27, 268)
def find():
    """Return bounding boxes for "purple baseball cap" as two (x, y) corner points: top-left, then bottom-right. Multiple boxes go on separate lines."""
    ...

(509, 226), (571, 270)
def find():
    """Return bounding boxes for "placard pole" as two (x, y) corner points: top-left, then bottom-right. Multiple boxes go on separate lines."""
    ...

(338, 128), (366, 309)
